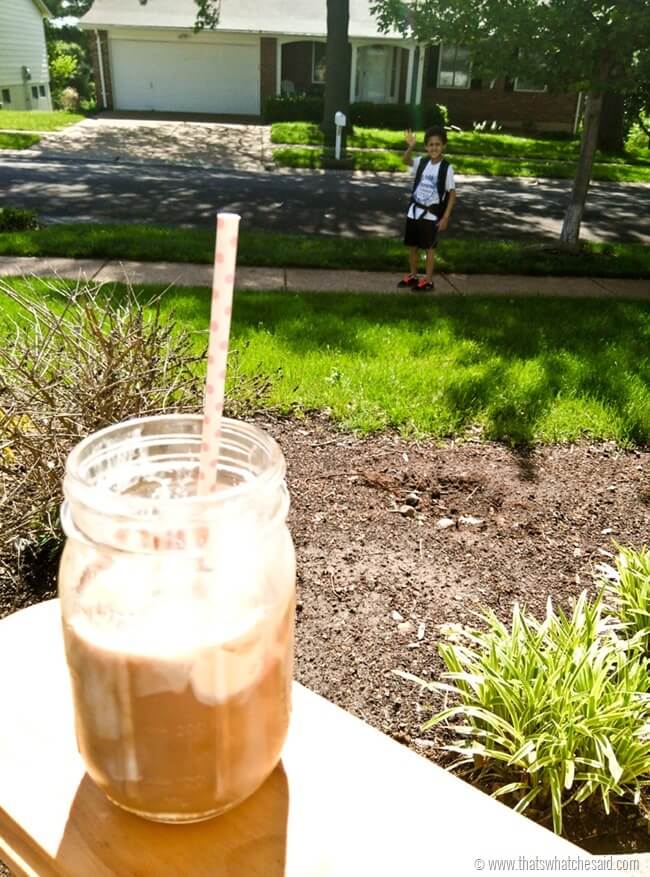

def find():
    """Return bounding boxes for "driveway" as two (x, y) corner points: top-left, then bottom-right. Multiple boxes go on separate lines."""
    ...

(30, 114), (271, 171)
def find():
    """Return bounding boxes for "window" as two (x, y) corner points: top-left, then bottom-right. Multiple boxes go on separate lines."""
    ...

(389, 46), (398, 98)
(426, 45), (440, 88)
(1, 88), (10, 104)
(438, 44), (471, 89)
(31, 85), (38, 99)
(312, 42), (326, 84)
(514, 77), (547, 92)
(39, 84), (46, 97)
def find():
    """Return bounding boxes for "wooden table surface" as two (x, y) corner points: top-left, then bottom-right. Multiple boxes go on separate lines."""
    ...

(0, 599), (583, 877)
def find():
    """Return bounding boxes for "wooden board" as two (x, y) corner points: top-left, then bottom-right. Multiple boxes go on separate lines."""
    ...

(0, 600), (585, 876)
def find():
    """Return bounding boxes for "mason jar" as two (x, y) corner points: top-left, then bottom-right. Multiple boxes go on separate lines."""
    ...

(58, 414), (295, 823)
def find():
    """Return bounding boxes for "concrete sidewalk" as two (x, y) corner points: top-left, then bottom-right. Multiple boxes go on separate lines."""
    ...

(0, 256), (648, 299)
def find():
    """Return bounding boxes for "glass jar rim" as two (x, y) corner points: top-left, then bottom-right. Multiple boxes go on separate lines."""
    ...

(63, 413), (286, 516)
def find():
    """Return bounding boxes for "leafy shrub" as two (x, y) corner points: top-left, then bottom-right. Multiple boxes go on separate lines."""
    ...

(49, 52), (79, 106)
(60, 87), (80, 112)
(0, 206), (39, 232)
(604, 546), (650, 653)
(472, 120), (503, 133)
(47, 38), (94, 109)
(351, 102), (448, 130)
(397, 589), (650, 835)
(263, 95), (324, 123)
(0, 279), (276, 590)
(626, 117), (650, 151)
(263, 96), (448, 130)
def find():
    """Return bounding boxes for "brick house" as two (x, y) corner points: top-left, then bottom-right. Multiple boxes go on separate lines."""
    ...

(80, 0), (578, 132)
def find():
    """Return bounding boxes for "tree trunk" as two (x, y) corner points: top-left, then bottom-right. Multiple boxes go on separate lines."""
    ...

(559, 91), (602, 249)
(597, 91), (625, 154)
(322, 0), (351, 150)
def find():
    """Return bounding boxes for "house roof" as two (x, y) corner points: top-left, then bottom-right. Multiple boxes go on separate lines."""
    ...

(80, 0), (403, 40)
(32, 0), (52, 17)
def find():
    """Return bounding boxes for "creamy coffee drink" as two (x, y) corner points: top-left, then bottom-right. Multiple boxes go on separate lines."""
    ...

(59, 415), (296, 823)
(62, 558), (294, 822)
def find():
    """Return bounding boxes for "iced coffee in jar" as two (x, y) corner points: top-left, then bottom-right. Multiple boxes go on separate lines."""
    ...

(58, 414), (295, 824)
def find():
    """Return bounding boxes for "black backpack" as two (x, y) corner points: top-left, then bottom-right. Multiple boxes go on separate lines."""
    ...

(409, 156), (450, 218)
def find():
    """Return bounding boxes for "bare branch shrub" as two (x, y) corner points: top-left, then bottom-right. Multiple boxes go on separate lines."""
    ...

(0, 277), (276, 598)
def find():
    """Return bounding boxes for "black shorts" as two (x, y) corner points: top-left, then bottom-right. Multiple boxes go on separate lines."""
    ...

(404, 216), (439, 250)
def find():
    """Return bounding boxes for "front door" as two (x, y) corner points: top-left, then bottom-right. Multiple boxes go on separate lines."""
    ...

(357, 46), (391, 102)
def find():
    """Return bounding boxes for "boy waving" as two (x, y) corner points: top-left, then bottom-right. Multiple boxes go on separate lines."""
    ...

(398, 126), (457, 292)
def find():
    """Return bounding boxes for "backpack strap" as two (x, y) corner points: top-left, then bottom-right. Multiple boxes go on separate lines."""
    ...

(411, 155), (430, 195)
(409, 156), (450, 219)
(436, 159), (450, 213)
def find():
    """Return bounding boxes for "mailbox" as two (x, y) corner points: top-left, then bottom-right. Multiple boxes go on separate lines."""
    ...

(334, 111), (347, 160)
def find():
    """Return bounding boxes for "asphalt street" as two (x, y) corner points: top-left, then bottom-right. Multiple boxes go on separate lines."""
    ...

(1, 154), (649, 243)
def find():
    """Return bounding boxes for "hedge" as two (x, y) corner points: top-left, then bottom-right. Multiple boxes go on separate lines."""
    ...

(263, 96), (448, 130)
(0, 206), (40, 232)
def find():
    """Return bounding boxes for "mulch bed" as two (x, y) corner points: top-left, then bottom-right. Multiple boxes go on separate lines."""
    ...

(1, 414), (648, 865)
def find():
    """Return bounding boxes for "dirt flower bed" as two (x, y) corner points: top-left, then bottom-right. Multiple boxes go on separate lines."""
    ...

(1, 415), (648, 863)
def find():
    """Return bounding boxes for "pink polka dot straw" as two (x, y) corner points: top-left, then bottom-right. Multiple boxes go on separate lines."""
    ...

(198, 212), (241, 495)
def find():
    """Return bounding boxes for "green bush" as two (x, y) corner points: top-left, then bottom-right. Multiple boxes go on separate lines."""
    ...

(605, 545), (650, 652)
(263, 95), (324, 123)
(0, 206), (39, 232)
(350, 102), (448, 130)
(47, 39), (94, 109)
(263, 96), (448, 130)
(626, 117), (650, 151)
(398, 585), (650, 835)
(49, 51), (79, 106)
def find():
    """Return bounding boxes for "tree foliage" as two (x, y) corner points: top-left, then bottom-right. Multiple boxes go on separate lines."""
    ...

(45, 28), (94, 107)
(49, 49), (78, 96)
(371, 0), (650, 97)
(45, 0), (94, 18)
(192, 0), (221, 31)
(371, 0), (650, 246)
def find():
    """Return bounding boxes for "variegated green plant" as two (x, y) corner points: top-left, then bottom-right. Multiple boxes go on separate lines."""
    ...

(604, 546), (650, 654)
(398, 588), (650, 835)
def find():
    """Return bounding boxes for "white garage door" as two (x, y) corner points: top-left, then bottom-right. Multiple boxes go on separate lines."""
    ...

(111, 39), (259, 115)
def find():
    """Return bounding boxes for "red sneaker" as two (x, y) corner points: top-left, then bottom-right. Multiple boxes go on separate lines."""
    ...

(415, 278), (435, 291)
(397, 274), (418, 288)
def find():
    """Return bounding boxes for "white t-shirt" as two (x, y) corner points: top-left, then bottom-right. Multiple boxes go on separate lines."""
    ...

(407, 157), (456, 222)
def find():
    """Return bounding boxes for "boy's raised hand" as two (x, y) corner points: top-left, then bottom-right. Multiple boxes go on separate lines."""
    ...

(404, 129), (416, 148)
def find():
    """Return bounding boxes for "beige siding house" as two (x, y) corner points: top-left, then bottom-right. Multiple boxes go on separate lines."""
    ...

(0, 0), (53, 111)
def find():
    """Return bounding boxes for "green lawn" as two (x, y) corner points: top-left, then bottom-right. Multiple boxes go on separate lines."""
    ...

(2, 277), (648, 445)
(272, 145), (403, 172)
(0, 110), (85, 132)
(272, 123), (650, 165)
(273, 144), (650, 182)
(271, 124), (650, 182)
(0, 132), (40, 150)
(1, 224), (649, 278)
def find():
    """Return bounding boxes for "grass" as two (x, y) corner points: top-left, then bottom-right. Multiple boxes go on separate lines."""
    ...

(271, 124), (650, 182)
(272, 123), (650, 165)
(273, 144), (650, 182)
(1, 224), (650, 278)
(272, 145), (403, 172)
(0, 132), (40, 150)
(2, 278), (648, 445)
(0, 110), (85, 132)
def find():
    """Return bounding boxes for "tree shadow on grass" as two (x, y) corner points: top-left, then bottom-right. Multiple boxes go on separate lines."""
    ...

(165, 287), (650, 446)
(28, 280), (650, 448)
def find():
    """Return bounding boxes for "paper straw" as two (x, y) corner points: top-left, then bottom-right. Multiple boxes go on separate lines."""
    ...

(198, 212), (241, 495)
